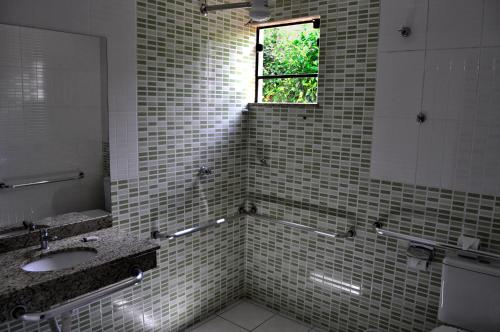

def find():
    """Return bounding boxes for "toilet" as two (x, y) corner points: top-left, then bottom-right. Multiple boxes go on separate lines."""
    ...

(430, 254), (500, 332)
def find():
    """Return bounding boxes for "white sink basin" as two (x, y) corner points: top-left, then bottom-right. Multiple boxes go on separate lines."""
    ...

(22, 248), (98, 272)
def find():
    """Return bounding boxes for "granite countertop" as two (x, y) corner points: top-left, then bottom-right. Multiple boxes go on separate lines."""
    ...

(0, 227), (160, 322)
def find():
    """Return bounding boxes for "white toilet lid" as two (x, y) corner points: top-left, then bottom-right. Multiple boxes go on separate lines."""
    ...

(431, 326), (468, 332)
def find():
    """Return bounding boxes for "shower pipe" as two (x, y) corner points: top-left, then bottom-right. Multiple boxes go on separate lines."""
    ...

(200, 1), (252, 15)
(373, 221), (500, 261)
(151, 210), (356, 240)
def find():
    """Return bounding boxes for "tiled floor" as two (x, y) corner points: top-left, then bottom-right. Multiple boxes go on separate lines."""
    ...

(188, 300), (325, 332)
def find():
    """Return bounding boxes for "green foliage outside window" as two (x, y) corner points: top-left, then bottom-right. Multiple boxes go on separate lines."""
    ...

(261, 23), (319, 103)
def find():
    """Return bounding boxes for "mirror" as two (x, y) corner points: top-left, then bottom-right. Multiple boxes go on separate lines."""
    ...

(0, 23), (110, 230)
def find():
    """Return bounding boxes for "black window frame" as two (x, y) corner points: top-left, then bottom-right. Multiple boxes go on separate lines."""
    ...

(254, 18), (321, 103)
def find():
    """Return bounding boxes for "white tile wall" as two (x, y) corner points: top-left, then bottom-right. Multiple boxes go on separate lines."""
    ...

(482, 0), (500, 47)
(374, 51), (425, 118)
(469, 125), (500, 195)
(0, 0), (34, 27)
(416, 119), (459, 188)
(422, 49), (479, 121)
(0, 24), (21, 67)
(451, 121), (475, 191)
(372, 0), (500, 196)
(427, 0), (483, 50)
(371, 116), (419, 184)
(0, 0), (138, 181)
(477, 47), (500, 126)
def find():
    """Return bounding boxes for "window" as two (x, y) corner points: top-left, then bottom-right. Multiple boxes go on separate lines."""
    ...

(255, 19), (320, 104)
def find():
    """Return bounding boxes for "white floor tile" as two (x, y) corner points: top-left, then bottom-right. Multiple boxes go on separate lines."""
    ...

(254, 315), (310, 332)
(191, 316), (248, 332)
(219, 301), (275, 330)
(217, 299), (246, 314)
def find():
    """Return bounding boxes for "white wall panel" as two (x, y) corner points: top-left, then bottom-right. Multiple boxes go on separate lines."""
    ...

(373, 0), (500, 196)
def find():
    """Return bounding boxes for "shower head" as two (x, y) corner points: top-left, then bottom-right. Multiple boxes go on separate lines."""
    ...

(249, 0), (270, 22)
(200, 0), (271, 22)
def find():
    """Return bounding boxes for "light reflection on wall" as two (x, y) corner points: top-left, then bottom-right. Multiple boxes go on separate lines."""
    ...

(310, 272), (362, 296)
(33, 59), (45, 102)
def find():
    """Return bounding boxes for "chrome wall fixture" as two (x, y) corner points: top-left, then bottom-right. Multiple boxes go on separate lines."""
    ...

(248, 211), (356, 239)
(152, 205), (356, 241)
(259, 158), (269, 167)
(198, 166), (213, 176)
(39, 228), (58, 250)
(200, 0), (271, 22)
(416, 112), (426, 123)
(151, 214), (240, 240)
(373, 221), (500, 261)
(0, 171), (84, 190)
(249, 158), (270, 167)
(398, 25), (412, 38)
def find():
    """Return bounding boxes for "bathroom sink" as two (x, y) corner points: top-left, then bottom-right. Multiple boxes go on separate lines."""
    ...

(22, 248), (98, 272)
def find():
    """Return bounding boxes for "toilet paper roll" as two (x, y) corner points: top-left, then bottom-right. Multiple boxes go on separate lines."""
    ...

(458, 235), (480, 251)
(407, 256), (429, 271)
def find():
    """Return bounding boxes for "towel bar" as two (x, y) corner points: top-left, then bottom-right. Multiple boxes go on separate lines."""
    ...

(0, 171), (84, 190)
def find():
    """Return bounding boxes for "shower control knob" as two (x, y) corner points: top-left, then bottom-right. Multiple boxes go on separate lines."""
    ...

(398, 26), (412, 38)
(416, 112), (426, 124)
(198, 166), (213, 176)
(200, 3), (208, 16)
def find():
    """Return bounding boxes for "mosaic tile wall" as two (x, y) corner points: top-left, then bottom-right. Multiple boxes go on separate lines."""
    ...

(108, 0), (254, 330)
(244, 1), (500, 332)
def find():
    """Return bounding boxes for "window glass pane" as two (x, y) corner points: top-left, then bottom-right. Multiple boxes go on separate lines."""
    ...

(262, 23), (319, 76)
(261, 77), (318, 103)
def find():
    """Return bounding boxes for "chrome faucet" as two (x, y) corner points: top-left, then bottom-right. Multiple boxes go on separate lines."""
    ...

(23, 221), (36, 231)
(39, 229), (57, 250)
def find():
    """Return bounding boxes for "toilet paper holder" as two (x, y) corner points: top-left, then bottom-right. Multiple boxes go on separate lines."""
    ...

(406, 243), (434, 271)
(373, 221), (500, 261)
(407, 243), (435, 260)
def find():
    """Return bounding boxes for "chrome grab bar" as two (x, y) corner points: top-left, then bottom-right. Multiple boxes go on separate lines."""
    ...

(250, 213), (356, 239)
(373, 221), (500, 261)
(151, 214), (240, 240)
(0, 171), (84, 190)
(152, 207), (355, 241)
(12, 268), (143, 322)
